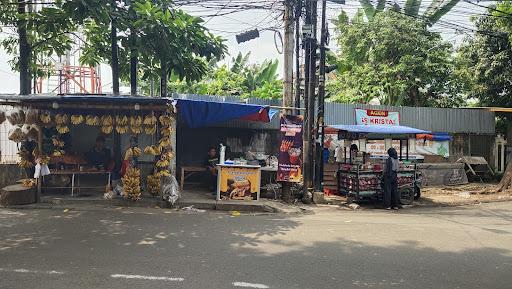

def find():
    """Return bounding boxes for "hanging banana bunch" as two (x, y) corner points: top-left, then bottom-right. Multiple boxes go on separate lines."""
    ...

(143, 114), (157, 126)
(56, 125), (70, 134)
(156, 170), (171, 177)
(52, 137), (65, 149)
(143, 114), (157, 135)
(159, 137), (171, 150)
(71, 115), (84, 125)
(161, 126), (173, 137)
(146, 174), (161, 196)
(115, 124), (129, 134)
(86, 115), (100, 126)
(55, 114), (69, 125)
(144, 145), (161, 156)
(159, 115), (173, 126)
(128, 146), (141, 157)
(130, 116), (142, 134)
(40, 112), (52, 124)
(116, 115), (128, 126)
(101, 125), (113, 134)
(122, 167), (141, 201)
(115, 115), (129, 134)
(101, 115), (113, 126)
(18, 150), (34, 168)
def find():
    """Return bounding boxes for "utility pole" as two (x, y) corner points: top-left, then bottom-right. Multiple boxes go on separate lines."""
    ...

(315, 0), (327, 192)
(283, 0), (294, 111)
(282, 0), (295, 203)
(302, 0), (317, 201)
(294, 0), (302, 113)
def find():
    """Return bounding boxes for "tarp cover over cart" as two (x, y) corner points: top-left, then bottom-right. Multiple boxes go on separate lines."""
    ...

(327, 124), (430, 205)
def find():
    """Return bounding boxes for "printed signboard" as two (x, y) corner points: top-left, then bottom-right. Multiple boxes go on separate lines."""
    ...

(355, 109), (400, 126)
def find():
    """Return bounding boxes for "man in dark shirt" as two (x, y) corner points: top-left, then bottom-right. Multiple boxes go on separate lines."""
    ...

(86, 136), (112, 170)
(205, 147), (219, 192)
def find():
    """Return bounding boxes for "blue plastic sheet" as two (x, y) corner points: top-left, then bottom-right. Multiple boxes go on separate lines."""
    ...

(176, 99), (272, 128)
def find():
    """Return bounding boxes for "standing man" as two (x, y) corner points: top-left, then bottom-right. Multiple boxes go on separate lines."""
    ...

(205, 147), (219, 193)
(383, 147), (401, 210)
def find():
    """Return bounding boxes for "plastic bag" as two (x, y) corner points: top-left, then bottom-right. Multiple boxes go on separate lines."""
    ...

(161, 175), (180, 206)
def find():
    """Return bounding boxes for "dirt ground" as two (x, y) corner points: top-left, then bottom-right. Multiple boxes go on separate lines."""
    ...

(418, 183), (512, 206)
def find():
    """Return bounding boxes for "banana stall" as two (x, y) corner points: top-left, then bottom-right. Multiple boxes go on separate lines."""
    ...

(0, 94), (275, 204)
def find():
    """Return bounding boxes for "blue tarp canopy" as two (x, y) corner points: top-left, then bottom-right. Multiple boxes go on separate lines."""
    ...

(175, 99), (277, 128)
(328, 124), (430, 135)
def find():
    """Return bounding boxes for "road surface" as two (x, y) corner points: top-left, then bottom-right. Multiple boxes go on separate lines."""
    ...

(1, 202), (511, 289)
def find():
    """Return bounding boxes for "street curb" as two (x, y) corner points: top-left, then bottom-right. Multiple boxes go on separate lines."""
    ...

(2, 197), (305, 214)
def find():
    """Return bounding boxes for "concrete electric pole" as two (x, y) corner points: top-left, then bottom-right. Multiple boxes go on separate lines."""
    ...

(302, 0), (317, 201)
(283, 0), (295, 112)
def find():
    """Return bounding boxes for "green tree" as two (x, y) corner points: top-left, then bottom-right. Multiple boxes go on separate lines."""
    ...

(0, 1), (75, 94)
(328, 10), (463, 107)
(456, 8), (512, 109)
(455, 6), (512, 191)
(358, 0), (460, 25)
(72, 0), (225, 97)
(168, 52), (283, 99)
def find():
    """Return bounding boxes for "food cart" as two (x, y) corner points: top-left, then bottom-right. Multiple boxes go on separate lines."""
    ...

(328, 124), (429, 204)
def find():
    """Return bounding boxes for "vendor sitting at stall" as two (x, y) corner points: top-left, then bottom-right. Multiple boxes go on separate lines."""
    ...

(205, 147), (219, 193)
(86, 136), (112, 171)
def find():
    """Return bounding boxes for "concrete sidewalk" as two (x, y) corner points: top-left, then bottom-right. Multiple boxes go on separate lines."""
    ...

(6, 193), (307, 214)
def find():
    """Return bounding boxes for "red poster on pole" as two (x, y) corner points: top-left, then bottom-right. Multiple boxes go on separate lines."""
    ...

(277, 115), (303, 182)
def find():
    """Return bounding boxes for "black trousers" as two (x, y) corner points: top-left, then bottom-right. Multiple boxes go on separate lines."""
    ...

(383, 174), (399, 208)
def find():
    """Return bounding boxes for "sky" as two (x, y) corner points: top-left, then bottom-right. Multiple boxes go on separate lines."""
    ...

(0, 0), (490, 94)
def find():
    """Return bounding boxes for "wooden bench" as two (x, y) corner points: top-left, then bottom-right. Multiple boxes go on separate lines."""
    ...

(180, 166), (206, 191)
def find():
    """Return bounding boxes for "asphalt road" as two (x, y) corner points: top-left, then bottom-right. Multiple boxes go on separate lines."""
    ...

(1, 202), (511, 289)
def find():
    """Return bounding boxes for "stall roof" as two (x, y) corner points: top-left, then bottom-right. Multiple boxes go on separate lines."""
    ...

(328, 124), (430, 134)
(0, 94), (276, 127)
(175, 99), (276, 128)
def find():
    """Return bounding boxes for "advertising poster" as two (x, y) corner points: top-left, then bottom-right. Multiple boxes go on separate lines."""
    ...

(217, 166), (260, 201)
(355, 109), (400, 126)
(277, 115), (303, 182)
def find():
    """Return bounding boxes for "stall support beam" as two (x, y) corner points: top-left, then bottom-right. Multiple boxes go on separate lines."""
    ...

(36, 127), (43, 202)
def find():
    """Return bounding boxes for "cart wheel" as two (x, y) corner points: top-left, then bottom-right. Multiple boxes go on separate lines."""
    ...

(399, 188), (414, 205)
(414, 185), (421, 200)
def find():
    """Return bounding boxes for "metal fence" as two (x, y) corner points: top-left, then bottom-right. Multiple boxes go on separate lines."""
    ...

(174, 94), (496, 134)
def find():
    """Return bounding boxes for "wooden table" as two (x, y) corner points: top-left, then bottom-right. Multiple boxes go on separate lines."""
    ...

(46, 170), (111, 197)
(180, 166), (206, 191)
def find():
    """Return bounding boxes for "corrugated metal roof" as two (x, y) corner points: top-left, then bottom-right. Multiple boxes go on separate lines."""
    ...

(176, 94), (495, 134)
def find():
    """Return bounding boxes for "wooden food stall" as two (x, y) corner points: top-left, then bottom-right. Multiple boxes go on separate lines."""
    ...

(0, 95), (176, 202)
(328, 124), (429, 204)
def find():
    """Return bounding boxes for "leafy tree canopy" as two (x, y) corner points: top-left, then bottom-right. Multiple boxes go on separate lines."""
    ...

(455, 4), (512, 108)
(327, 10), (463, 107)
(65, 0), (226, 85)
(168, 52), (283, 99)
(0, 1), (75, 78)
